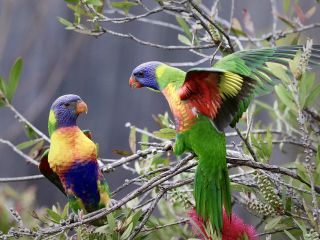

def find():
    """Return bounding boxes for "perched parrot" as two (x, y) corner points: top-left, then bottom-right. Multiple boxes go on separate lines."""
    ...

(129, 45), (320, 233)
(39, 94), (110, 214)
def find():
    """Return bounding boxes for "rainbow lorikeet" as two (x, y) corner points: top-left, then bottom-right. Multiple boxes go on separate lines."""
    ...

(39, 94), (110, 214)
(129, 45), (320, 233)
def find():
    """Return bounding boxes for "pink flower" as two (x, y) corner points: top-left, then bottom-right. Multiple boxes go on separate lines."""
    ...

(188, 208), (258, 240)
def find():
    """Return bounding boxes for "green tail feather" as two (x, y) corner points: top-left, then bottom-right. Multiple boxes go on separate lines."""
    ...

(174, 116), (232, 234)
(194, 156), (231, 233)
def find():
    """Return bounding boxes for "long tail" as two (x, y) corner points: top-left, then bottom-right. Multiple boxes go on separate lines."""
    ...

(194, 148), (232, 234)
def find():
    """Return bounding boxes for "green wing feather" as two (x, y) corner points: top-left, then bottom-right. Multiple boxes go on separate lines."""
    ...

(215, 45), (320, 126)
(182, 45), (320, 129)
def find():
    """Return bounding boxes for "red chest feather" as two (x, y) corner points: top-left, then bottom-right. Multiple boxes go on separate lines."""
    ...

(179, 72), (222, 119)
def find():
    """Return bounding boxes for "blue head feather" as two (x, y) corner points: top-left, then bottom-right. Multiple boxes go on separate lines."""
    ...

(131, 61), (162, 90)
(50, 94), (82, 128)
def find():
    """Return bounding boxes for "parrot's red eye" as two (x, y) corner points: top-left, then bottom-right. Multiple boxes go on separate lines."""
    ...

(64, 103), (70, 107)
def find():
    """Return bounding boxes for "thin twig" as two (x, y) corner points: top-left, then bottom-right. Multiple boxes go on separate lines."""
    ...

(0, 138), (39, 166)
(6, 101), (50, 143)
(128, 191), (165, 239)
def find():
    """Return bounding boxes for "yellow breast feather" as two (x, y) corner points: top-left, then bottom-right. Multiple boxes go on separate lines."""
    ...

(48, 127), (97, 172)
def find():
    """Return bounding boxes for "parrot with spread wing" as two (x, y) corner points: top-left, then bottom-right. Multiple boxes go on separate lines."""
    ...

(39, 94), (110, 214)
(129, 45), (320, 233)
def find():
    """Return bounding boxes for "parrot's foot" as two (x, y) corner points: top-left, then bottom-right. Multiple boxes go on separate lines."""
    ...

(109, 198), (117, 207)
(163, 141), (173, 151)
(67, 212), (78, 224)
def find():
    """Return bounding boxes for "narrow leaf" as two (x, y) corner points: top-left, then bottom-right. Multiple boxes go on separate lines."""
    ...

(7, 57), (23, 103)
(178, 34), (191, 46)
(176, 16), (192, 39)
(129, 127), (136, 153)
(305, 84), (320, 107)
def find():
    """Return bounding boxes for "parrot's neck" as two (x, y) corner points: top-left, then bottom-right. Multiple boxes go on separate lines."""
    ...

(162, 83), (197, 133)
(48, 110), (78, 137)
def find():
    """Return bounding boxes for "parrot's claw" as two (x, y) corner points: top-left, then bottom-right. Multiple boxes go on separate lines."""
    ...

(163, 141), (173, 151)
(109, 198), (117, 207)
(67, 212), (78, 224)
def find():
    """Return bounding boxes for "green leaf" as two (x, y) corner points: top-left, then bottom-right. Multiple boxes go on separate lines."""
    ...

(274, 84), (296, 111)
(283, 0), (291, 14)
(16, 139), (41, 150)
(299, 72), (315, 107)
(284, 230), (298, 240)
(24, 125), (38, 139)
(120, 222), (133, 240)
(178, 34), (191, 46)
(57, 17), (74, 28)
(231, 18), (246, 36)
(107, 213), (116, 231)
(0, 76), (6, 95)
(0, 76), (6, 107)
(46, 208), (62, 223)
(85, 0), (103, 6)
(61, 203), (69, 219)
(264, 216), (282, 231)
(111, 1), (138, 15)
(129, 127), (136, 153)
(112, 149), (132, 156)
(316, 145), (320, 176)
(153, 128), (176, 140)
(175, 16), (192, 39)
(266, 62), (291, 84)
(7, 57), (23, 103)
(140, 127), (149, 150)
(131, 209), (143, 227)
(305, 84), (320, 107)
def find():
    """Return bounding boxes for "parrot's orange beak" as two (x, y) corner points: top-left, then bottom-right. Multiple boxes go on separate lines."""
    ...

(76, 100), (88, 114)
(129, 76), (142, 88)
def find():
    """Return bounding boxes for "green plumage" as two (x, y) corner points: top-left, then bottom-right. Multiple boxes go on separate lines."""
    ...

(131, 44), (320, 235)
(174, 115), (231, 232)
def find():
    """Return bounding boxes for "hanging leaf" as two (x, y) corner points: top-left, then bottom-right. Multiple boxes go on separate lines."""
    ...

(120, 222), (133, 240)
(294, 3), (305, 23)
(284, 230), (298, 240)
(140, 127), (149, 150)
(231, 18), (246, 36)
(46, 208), (62, 223)
(264, 216), (283, 231)
(242, 9), (255, 36)
(305, 6), (316, 19)
(129, 127), (136, 153)
(16, 139), (41, 150)
(57, 17), (74, 29)
(276, 14), (297, 28)
(112, 149), (132, 156)
(6, 57), (23, 103)
(178, 34), (191, 46)
(305, 84), (320, 107)
(266, 62), (291, 84)
(0, 76), (6, 107)
(299, 72), (315, 108)
(24, 124), (38, 139)
(111, 1), (138, 15)
(176, 16), (192, 39)
(283, 0), (291, 14)
(274, 85), (297, 111)
(85, 0), (103, 6)
(153, 128), (176, 140)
